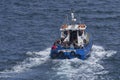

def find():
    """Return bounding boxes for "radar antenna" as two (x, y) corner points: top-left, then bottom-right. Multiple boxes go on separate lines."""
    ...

(71, 10), (76, 25)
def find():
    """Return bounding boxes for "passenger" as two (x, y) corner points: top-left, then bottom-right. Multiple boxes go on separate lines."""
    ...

(56, 39), (62, 48)
(63, 31), (70, 42)
(64, 31), (68, 37)
(61, 32), (65, 39)
(83, 39), (87, 44)
(61, 31), (68, 39)
(79, 41), (84, 48)
(73, 43), (78, 49)
(52, 43), (57, 50)
(56, 39), (61, 45)
(63, 41), (70, 48)
(73, 39), (77, 47)
(60, 38), (65, 46)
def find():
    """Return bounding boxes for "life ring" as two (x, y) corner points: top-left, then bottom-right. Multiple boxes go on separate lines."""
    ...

(78, 24), (85, 28)
(70, 51), (76, 57)
(61, 24), (68, 29)
(58, 51), (64, 58)
(78, 24), (86, 30)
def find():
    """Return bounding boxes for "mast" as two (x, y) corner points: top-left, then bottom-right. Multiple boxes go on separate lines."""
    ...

(71, 11), (76, 26)
(66, 14), (69, 25)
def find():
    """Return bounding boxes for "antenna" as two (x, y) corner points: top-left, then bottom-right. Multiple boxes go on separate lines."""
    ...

(78, 14), (81, 24)
(66, 14), (69, 25)
(71, 9), (76, 25)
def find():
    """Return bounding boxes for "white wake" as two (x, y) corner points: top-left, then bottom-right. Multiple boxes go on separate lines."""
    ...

(0, 48), (50, 78)
(53, 45), (117, 80)
(0, 45), (117, 80)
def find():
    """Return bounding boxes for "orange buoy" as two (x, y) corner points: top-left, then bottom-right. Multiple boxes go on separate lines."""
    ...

(61, 24), (68, 29)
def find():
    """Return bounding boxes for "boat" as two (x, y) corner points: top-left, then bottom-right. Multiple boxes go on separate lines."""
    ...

(50, 12), (93, 60)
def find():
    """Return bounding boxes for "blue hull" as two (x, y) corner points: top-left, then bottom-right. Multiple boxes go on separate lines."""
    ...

(50, 40), (93, 60)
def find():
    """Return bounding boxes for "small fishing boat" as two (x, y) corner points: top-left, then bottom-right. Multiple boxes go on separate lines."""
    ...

(50, 12), (93, 60)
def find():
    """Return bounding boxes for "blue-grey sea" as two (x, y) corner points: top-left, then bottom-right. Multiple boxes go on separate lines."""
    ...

(0, 0), (120, 80)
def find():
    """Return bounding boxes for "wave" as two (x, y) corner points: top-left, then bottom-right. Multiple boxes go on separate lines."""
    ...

(53, 45), (117, 80)
(0, 45), (117, 80)
(0, 48), (50, 78)
(11, 48), (50, 72)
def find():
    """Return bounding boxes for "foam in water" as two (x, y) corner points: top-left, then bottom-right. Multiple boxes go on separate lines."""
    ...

(0, 45), (117, 80)
(53, 45), (117, 80)
(0, 48), (50, 78)
(12, 48), (50, 72)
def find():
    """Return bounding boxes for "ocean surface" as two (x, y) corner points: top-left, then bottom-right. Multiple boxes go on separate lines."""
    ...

(0, 0), (120, 80)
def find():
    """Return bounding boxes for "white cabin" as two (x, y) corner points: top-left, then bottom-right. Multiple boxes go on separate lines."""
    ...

(59, 12), (89, 48)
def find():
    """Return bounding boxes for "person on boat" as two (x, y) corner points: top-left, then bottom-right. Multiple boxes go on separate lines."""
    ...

(61, 31), (65, 39)
(60, 31), (67, 46)
(62, 41), (69, 48)
(63, 31), (70, 48)
(63, 31), (70, 42)
(73, 39), (78, 49)
(81, 30), (88, 45)
(52, 43), (57, 50)
(56, 39), (62, 48)
(56, 39), (61, 44)
(77, 30), (85, 48)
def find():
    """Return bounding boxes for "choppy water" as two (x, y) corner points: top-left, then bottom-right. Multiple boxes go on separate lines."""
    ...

(0, 0), (119, 80)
